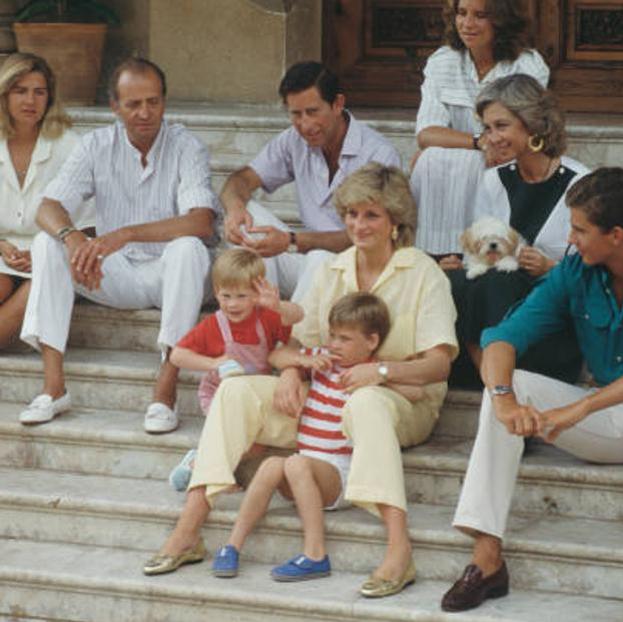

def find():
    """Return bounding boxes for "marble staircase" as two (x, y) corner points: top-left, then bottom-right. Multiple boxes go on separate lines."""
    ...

(1, 106), (623, 620)
(1, 304), (623, 620)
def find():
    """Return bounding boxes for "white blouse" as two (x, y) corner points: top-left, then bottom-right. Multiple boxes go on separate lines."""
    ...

(416, 46), (550, 135)
(0, 129), (95, 276)
(473, 155), (590, 261)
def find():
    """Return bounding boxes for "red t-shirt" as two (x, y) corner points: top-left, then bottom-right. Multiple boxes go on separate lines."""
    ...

(176, 307), (292, 357)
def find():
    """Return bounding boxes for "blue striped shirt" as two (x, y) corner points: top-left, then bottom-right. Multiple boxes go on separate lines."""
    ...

(45, 119), (219, 259)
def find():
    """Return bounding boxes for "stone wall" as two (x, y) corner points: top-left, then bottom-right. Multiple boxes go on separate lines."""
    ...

(105, 0), (321, 104)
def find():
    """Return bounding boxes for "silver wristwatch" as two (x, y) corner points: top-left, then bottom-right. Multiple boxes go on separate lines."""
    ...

(377, 363), (389, 383)
(489, 384), (513, 397)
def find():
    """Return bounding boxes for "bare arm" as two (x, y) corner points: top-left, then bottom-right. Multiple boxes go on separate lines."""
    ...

(540, 375), (623, 442)
(169, 346), (228, 372)
(480, 341), (542, 437)
(253, 277), (304, 326)
(220, 166), (263, 245)
(338, 344), (454, 397)
(268, 344), (333, 372)
(417, 126), (475, 150)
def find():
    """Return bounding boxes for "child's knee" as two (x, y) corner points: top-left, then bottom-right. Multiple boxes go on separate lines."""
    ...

(284, 454), (311, 480)
(256, 456), (285, 481)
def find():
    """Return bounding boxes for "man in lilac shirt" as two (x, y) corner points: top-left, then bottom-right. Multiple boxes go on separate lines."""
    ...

(220, 61), (401, 302)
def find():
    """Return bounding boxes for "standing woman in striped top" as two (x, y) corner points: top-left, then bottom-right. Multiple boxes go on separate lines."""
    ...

(411, 0), (549, 256)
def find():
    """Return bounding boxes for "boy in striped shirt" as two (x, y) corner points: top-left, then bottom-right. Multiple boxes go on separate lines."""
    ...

(211, 292), (391, 581)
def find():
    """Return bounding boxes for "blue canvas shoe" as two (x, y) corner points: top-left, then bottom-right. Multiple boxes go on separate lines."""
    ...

(212, 545), (239, 578)
(270, 554), (331, 582)
(168, 449), (197, 491)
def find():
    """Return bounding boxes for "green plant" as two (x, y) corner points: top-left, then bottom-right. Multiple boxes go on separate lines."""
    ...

(16, 0), (120, 24)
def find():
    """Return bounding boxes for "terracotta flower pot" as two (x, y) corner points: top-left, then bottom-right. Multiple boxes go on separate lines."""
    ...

(13, 22), (107, 105)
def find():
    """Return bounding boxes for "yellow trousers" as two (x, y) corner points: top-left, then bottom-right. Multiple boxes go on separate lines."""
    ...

(189, 375), (442, 515)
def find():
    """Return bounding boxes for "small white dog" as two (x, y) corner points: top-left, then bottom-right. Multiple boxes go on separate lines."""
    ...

(460, 216), (522, 280)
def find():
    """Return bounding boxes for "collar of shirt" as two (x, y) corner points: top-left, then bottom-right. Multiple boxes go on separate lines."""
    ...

(330, 246), (417, 292)
(581, 261), (623, 328)
(0, 133), (52, 194)
(120, 118), (167, 177)
(339, 112), (362, 159)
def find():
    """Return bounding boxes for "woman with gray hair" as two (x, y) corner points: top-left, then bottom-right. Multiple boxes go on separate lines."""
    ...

(145, 163), (458, 599)
(446, 73), (589, 384)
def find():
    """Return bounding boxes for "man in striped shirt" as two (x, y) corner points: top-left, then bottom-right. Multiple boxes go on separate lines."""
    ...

(19, 57), (220, 433)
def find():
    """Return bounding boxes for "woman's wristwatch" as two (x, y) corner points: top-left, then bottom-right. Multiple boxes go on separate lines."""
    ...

(377, 362), (389, 383)
(472, 133), (481, 150)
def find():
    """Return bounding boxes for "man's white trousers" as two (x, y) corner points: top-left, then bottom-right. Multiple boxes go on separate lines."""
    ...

(21, 232), (211, 354)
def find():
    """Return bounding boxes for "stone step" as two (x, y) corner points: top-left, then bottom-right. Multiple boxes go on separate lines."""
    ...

(0, 347), (481, 438)
(64, 105), (623, 228)
(4, 540), (622, 622)
(69, 104), (623, 175)
(1, 405), (622, 522)
(2, 470), (623, 602)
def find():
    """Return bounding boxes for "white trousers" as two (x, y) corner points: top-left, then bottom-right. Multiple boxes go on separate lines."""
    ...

(453, 369), (623, 539)
(21, 232), (212, 354)
(411, 147), (485, 255)
(246, 200), (334, 302)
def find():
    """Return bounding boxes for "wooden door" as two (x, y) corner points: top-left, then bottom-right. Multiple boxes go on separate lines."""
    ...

(323, 0), (623, 113)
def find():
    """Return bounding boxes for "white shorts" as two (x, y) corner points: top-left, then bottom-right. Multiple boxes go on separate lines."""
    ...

(299, 449), (352, 511)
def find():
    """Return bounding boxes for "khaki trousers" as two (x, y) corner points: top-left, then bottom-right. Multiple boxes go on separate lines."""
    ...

(189, 375), (442, 515)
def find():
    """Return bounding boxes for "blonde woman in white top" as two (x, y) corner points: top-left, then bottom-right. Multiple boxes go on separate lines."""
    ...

(0, 53), (93, 348)
(411, 0), (550, 255)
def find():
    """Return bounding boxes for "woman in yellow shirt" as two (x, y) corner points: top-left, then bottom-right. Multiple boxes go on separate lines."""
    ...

(145, 164), (458, 598)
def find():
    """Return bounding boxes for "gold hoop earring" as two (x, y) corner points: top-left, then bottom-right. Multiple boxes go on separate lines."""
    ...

(528, 135), (544, 153)
(391, 226), (399, 242)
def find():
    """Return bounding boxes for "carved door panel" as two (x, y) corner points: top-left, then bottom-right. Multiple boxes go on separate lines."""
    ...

(323, 0), (445, 107)
(536, 0), (623, 112)
(323, 0), (623, 112)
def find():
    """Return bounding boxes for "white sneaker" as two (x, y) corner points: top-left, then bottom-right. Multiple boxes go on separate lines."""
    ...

(144, 402), (178, 434)
(19, 392), (71, 425)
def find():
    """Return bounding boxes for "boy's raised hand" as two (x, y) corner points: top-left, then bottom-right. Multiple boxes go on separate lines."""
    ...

(254, 277), (280, 312)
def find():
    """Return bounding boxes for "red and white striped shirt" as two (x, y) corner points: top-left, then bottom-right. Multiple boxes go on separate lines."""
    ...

(297, 347), (352, 456)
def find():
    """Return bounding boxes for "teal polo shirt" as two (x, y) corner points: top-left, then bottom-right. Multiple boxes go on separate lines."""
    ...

(481, 253), (623, 387)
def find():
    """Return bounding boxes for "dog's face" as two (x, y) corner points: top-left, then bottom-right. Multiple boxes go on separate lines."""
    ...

(460, 217), (520, 265)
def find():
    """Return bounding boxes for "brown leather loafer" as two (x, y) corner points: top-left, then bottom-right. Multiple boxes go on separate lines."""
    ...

(441, 561), (509, 612)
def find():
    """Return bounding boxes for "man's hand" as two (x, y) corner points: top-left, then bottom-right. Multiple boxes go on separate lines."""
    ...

(519, 246), (554, 277)
(539, 400), (589, 443)
(224, 203), (254, 246)
(493, 394), (542, 437)
(339, 362), (384, 394)
(0, 241), (31, 273)
(273, 367), (307, 418)
(69, 229), (130, 290)
(242, 226), (289, 258)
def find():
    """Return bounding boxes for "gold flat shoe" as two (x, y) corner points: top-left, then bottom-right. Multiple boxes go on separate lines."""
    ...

(360, 559), (416, 598)
(143, 540), (207, 576)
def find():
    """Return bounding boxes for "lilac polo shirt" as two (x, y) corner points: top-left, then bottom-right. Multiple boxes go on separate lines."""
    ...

(250, 112), (401, 232)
